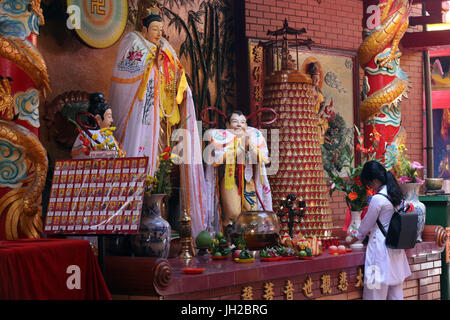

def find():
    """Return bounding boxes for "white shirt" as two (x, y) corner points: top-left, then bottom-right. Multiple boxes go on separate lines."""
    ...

(356, 185), (411, 286)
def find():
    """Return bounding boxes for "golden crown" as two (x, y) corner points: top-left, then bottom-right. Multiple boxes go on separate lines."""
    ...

(145, 0), (162, 17)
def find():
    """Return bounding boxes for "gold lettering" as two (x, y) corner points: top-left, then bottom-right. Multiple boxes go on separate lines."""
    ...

(241, 286), (253, 300)
(302, 276), (313, 298)
(320, 274), (332, 295)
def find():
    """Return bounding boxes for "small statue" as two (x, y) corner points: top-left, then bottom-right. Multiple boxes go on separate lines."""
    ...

(71, 93), (125, 158)
(205, 110), (273, 235)
(307, 61), (333, 145)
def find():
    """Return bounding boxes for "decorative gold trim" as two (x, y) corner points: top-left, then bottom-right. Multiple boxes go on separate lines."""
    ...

(0, 121), (48, 239)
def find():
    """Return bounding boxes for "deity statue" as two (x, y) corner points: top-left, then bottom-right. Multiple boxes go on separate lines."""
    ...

(108, 0), (207, 238)
(0, 0), (49, 239)
(71, 93), (125, 159)
(204, 110), (272, 234)
(305, 60), (334, 145)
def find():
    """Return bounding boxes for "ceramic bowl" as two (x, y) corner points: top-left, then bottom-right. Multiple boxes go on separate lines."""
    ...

(425, 178), (443, 190)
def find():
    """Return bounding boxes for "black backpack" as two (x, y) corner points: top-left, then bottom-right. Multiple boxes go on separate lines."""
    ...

(376, 193), (418, 249)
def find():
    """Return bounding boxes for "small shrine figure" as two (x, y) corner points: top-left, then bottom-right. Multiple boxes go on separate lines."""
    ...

(205, 110), (272, 234)
(71, 93), (126, 159)
(306, 60), (334, 145)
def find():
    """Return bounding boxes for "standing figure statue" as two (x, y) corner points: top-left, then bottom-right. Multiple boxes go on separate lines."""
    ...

(204, 110), (272, 234)
(108, 1), (207, 238)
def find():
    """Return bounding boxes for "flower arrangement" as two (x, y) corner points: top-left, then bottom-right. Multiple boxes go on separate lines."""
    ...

(145, 146), (176, 197)
(91, 127), (119, 151)
(326, 126), (379, 211)
(393, 144), (424, 184)
(144, 117), (188, 197)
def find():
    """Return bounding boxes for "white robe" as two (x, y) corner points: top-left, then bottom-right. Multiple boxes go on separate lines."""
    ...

(356, 186), (411, 286)
(108, 31), (208, 239)
(204, 127), (273, 232)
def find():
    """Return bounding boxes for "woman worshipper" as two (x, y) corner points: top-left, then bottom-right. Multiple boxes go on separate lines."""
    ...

(349, 160), (411, 299)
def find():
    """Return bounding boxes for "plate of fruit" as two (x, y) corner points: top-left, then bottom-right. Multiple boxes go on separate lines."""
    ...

(297, 246), (313, 260)
(260, 247), (281, 262)
(234, 248), (254, 263)
(329, 245), (348, 255)
(209, 232), (231, 260)
(277, 246), (297, 260)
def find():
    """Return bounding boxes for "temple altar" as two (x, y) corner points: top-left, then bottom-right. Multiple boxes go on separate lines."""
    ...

(103, 238), (444, 300)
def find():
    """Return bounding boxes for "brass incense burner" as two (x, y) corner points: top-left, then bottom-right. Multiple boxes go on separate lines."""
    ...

(232, 211), (280, 250)
(178, 209), (193, 260)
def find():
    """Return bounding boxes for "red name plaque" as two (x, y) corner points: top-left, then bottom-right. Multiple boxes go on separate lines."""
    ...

(44, 157), (148, 235)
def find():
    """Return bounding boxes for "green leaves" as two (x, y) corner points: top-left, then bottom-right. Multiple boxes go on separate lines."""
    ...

(162, 0), (235, 118)
(325, 126), (373, 211)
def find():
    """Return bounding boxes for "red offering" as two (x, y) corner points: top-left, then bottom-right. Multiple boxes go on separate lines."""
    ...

(182, 268), (205, 274)
(299, 256), (313, 260)
(280, 256), (296, 261)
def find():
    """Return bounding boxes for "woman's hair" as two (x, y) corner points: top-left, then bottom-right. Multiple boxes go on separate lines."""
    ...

(142, 13), (162, 29)
(87, 92), (110, 126)
(89, 92), (105, 106)
(360, 160), (404, 206)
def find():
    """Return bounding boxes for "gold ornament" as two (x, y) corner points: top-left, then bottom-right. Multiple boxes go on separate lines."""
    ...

(0, 120), (48, 239)
(0, 36), (50, 98)
(0, 77), (14, 120)
(178, 209), (193, 260)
